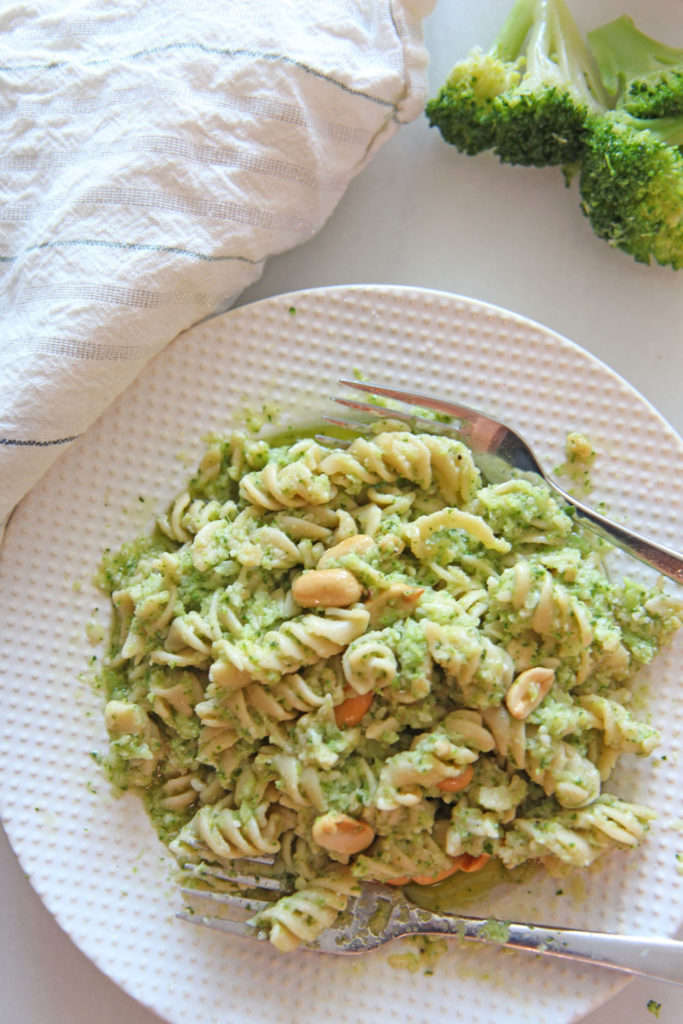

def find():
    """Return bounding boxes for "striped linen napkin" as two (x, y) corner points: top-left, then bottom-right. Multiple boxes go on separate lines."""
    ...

(0, 0), (433, 536)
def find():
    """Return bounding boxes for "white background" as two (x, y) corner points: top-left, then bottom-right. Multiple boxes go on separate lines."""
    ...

(1, 1), (682, 1022)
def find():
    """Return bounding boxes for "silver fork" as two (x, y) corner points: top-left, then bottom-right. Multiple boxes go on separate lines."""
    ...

(322, 379), (683, 586)
(178, 858), (683, 983)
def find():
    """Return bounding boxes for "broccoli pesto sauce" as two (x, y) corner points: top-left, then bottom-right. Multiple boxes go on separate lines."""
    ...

(92, 419), (682, 953)
(387, 936), (449, 975)
(479, 918), (512, 944)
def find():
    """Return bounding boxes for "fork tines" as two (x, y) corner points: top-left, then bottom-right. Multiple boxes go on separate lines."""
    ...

(178, 858), (291, 941)
(177, 859), (401, 951)
(321, 379), (475, 443)
(337, 379), (480, 426)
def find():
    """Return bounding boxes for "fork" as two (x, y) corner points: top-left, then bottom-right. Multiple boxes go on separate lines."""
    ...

(178, 858), (683, 983)
(321, 379), (683, 586)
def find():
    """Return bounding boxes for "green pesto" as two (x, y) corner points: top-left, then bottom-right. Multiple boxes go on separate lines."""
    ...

(98, 534), (169, 593)
(90, 418), (682, 953)
(479, 917), (511, 944)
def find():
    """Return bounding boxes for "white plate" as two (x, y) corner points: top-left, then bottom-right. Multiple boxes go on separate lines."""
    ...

(1, 285), (681, 1024)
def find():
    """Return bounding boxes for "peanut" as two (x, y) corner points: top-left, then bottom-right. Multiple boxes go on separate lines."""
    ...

(505, 666), (555, 720)
(436, 764), (474, 793)
(454, 852), (490, 873)
(317, 534), (375, 568)
(292, 568), (362, 608)
(385, 851), (490, 887)
(386, 860), (462, 887)
(311, 812), (375, 855)
(334, 690), (374, 728)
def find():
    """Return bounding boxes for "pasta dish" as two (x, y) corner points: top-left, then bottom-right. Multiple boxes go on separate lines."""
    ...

(95, 423), (682, 951)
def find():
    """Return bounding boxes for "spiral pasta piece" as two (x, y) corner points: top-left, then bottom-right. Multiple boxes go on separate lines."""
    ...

(150, 610), (217, 669)
(256, 749), (328, 812)
(252, 869), (360, 952)
(525, 738), (602, 809)
(172, 796), (293, 864)
(500, 796), (657, 869)
(157, 492), (238, 543)
(318, 431), (479, 504)
(112, 575), (178, 663)
(342, 618), (433, 703)
(157, 772), (201, 812)
(579, 694), (660, 755)
(423, 619), (514, 708)
(406, 507), (510, 557)
(149, 670), (204, 726)
(104, 700), (165, 783)
(209, 606), (370, 688)
(239, 439), (334, 510)
(376, 711), (495, 810)
(342, 635), (397, 694)
(197, 663), (345, 744)
(352, 833), (454, 884)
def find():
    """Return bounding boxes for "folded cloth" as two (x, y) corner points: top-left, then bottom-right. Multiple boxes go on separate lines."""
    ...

(0, 0), (433, 535)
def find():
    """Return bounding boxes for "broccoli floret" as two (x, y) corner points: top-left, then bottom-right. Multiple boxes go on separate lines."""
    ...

(490, 0), (607, 166)
(622, 70), (683, 120)
(579, 16), (683, 268)
(427, 2), (683, 270)
(588, 16), (683, 118)
(426, 0), (607, 167)
(580, 111), (683, 269)
(424, 0), (532, 156)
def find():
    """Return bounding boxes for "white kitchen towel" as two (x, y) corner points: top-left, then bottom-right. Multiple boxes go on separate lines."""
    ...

(0, 0), (434, 534)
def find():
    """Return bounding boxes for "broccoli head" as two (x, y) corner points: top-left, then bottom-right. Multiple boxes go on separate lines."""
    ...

(580, 17), (683, 268)
(580, 112), (683, 269)
(621, 70), (683, 120)
(588, 16), (683, 118)
(426, 48), (523, 156)
(426, 0), (607, 168)
(425, 0), (533, 157)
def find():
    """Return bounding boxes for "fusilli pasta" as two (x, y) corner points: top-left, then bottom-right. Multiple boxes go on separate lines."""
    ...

(95, 421), (682, 951)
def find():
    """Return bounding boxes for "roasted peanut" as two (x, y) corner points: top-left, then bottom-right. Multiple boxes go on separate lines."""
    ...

(317, 534), (375, 568)
(291, 568), (362, 608)
(385, 850), (490, 887)
(364, 583), (424, 625)
(386, 859), (462, 887)
(436, 764), (474, 793)
(311, 812), (375, 855)
(334, 690), (374, 728)
(454, 852), (490, 873)
(505, 666), (555, 720)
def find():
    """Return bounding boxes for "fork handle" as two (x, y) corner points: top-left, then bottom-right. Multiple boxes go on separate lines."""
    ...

(409, 914), (683, 985)
(550, 479), (683, 586)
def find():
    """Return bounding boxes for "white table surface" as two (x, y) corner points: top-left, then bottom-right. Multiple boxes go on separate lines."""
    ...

(2, 1), (682, 1022)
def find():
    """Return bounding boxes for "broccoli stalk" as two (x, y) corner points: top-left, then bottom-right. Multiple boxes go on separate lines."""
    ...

(426, 0), (607, 166)
(587, 16), (683, 117)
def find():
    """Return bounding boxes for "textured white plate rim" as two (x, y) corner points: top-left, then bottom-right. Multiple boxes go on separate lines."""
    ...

(0, 283), (681, 1024)
(241, 282), (683, 446)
